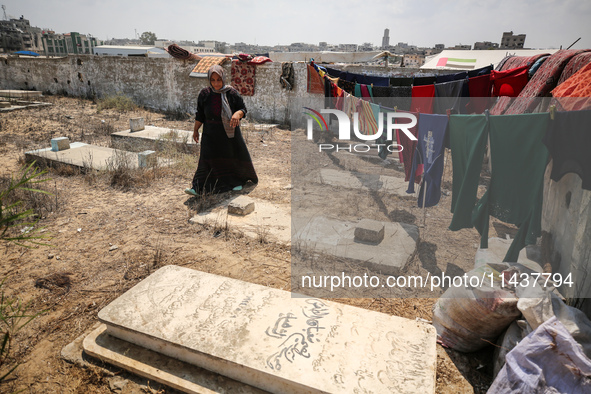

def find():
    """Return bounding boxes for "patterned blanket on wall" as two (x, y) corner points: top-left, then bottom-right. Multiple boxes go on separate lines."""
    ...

(231, 60), (256, 96)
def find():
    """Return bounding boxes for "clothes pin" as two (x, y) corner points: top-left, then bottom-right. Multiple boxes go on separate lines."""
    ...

(446, 109), (451, 120)
(550, 105), (556, 120)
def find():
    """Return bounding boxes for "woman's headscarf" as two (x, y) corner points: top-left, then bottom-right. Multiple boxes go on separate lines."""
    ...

(208, 65), (236, 138)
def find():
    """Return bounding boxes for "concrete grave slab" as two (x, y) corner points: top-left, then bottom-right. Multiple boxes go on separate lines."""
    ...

(96, 265), (437, 394)
(83, 324), (266, 394)
(0, 90), (42, 99)
(0, 100), (52, 112)
(111, 125), (197, 152)
(25, 142), (173, 171)
(293, 216), (419, 275)
(190, 197), (290, 245)
(476, 237), (544, 273)
(316, 168), (410, 197)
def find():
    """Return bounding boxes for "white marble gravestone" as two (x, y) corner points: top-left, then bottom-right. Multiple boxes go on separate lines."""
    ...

(97, 266), (436, 393)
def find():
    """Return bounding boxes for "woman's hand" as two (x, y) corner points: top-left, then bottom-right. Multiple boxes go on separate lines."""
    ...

(193, 120), (202, 143)
(230, 110), (244, 128)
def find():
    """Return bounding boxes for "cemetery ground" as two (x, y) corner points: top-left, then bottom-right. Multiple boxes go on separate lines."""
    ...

(0, 95), (504, 393)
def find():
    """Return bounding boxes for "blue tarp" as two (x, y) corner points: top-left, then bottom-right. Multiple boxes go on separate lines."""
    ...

(14, 51), (40, 56)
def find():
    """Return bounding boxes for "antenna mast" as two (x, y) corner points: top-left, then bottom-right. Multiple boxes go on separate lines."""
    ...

(2, 5), (7, 21)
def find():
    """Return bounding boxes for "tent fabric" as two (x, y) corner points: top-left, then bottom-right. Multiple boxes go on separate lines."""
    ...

(504, 49), (590, 115)
(422, 50), (556, 71)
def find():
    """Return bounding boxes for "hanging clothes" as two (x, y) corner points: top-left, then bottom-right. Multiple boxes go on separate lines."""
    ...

(543, 109), (591, 190)
(356, 98), (379, 135)
(372, 86), (412, 111)
(337, 78), (356, 94)
(410, 84), (435, 114)
(279, 62), (294, 90)
(467, 65), (493, 78)
(490, 65), (530, 97)
(390, 76), (414, 87)
(413, 76), (437, 86)
(436, 71), (468, 84)
(448, 114), (489, 231)
(396, 110), (421, 183)
(472, 113), (550, 262)
(433, 79), (469, 115)
(466, 74), (493, 114)
(407, 114), (449, 207)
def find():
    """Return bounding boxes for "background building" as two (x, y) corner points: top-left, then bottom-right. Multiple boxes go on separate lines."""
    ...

(501, 31), (526, 49)
(42, 31), (100, 56)
(0, 16), (44, 54)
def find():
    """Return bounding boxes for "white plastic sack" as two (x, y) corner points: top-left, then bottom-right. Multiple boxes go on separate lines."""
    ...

(432, 263), (521, 352)
(488, 317), (591, 394)
(492, 319), (532, 378)
(517, 282), (591, 359)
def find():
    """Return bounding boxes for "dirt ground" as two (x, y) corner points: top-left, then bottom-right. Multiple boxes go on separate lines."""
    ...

(0, 95), (501, 393)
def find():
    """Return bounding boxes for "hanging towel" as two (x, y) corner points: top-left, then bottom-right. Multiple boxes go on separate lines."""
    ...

(307, 64), (324, 94)
(472, 113), (550, 262)
(411, 84), (435, 114)
(390, 77), (414, 87)
(407, 114), (449, 207)
(543, 109), (591, 190)
(448, 114), (489, 230)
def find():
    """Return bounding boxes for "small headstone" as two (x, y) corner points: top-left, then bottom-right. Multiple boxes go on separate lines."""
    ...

(354, 219), (385, 244)
(228, 196), (255, 216)
(130, 117), (145, 132)
(138, 150), (156, 168)
(51, 137), (70, 152)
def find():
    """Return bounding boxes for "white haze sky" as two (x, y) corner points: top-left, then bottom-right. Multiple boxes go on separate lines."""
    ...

(5, 0), (591, 49)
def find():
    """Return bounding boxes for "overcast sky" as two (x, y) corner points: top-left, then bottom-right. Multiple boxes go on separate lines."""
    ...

(4, 0), (591, 49)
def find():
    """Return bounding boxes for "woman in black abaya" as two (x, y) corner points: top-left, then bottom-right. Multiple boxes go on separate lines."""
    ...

(185, 65), (258, 195)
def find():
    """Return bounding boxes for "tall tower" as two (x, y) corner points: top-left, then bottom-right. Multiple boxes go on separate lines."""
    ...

(382, 29), (390, 49)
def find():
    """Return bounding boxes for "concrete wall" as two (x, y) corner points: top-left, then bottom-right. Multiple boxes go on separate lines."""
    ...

(0, 55), (311, 124)
(542, 162), (591, 314)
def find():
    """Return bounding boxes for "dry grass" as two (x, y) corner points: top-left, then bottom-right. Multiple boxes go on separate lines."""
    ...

(96, 94), (137, 113)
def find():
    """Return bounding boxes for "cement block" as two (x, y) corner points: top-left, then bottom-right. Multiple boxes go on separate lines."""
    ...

(97, 266), (437, 394)
(130, 117), (145, 132)
(138, 150), (157, 168)
(228, 196), (255, 215)
(354, 219), (385, 244)
(0, 102), (10, 108)
(51, 137), (70, 152)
